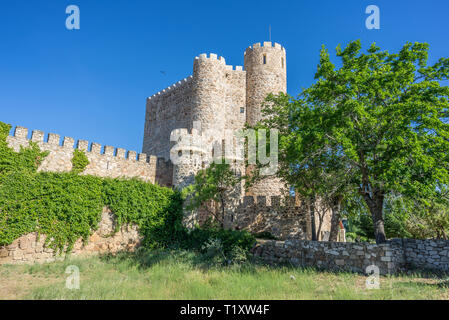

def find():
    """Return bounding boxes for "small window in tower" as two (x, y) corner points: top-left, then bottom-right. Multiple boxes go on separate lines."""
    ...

(263, 54), (267, 64)
(240, 107), (245, 114)
(281, 57), (284, 68)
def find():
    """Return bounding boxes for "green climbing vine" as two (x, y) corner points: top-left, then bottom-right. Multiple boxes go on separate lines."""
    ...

(0, 121), (184, 254)
(0, 121), (255, 258)
(71, 149), (89, 173)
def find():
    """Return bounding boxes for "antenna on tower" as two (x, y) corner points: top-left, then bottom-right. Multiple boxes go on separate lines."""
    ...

(269, 25), (271, 42)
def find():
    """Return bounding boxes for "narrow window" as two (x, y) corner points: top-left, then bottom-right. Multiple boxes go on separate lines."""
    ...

(240, 107), (245, 114)
(263, 54), (267, 64)
(281, 57), (284, 68)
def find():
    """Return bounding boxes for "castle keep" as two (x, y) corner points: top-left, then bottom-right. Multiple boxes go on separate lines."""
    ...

(143, 41), (287, 197)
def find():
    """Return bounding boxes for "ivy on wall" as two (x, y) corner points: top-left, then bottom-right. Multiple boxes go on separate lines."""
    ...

(0, 121), (255, 257)
(0, 121), (184, 254)
(71, 149), (89, 174)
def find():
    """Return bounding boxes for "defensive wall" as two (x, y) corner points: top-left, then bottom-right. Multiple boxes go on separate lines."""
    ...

(6, 125), (172, 187)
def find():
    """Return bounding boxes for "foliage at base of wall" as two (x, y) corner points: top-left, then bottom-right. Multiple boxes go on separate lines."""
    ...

(0, 121), (256, 258)
(0, 121), (184, 253)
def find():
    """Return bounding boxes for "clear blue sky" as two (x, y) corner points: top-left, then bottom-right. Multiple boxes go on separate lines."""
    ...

(1, 0), (448, 153)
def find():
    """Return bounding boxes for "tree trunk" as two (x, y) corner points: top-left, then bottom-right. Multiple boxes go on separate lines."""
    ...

(329, 196), (342, 242)
(220, 197), (225, 229)
(363, 191), (386, 244)
(310, 197), (317, 241)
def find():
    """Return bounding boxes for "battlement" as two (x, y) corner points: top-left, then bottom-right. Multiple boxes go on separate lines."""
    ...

(10, 125), (151, 163)
(241, 195), (299, 209)
(6, 124), (172, 185)
(195, 53), (244, 72)
(244, 41), (286, 54)
(232, 195), (307, 240)
(147, 75), (193, 102)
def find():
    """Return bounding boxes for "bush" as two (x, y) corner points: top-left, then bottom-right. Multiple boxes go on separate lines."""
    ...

(185, 227), (256, 259)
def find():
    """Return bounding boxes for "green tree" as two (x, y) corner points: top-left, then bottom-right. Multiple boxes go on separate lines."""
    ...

(261, 40), (449, 243)
(185, 162), (242, 229)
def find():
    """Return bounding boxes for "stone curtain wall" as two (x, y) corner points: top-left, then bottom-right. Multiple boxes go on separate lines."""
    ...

(0, 208), (142, 265)
(6, 125), (171, 185)
(143, 76), (194, 160)
(253, 239), (449, 275)
(233, 196), (311, 240)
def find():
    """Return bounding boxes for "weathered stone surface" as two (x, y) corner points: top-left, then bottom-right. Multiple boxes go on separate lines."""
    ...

(252, 239), (449, 275)
(0, 208), (142, 265)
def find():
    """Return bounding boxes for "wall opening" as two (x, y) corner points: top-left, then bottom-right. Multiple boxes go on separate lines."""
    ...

(263, 54), (267, 64)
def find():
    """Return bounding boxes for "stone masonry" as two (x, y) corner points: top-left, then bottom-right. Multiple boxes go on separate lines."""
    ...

(141, 41), (324, 235)
(2, 41), (330, 260)
(253, 239), (449, 275)
(0, 208), (142, 265)
(6, 125), (173, 187)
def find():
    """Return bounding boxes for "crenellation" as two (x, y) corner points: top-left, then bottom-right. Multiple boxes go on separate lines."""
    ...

(127, 150), (137, 161)
(31, 130), (44, 142)
(263, 41), (272, 47)
(138, 153), (147, 162)
(91, 143), (102, 154)
(63, 137), (74, 148)
(14, 126), (28, 139)
(104, 146), (115, 156)
(5, 123), (170, 186)
(77, 140), (89, 151)
(47, 133), (60, 146)
(116, 148), (126, 159)
(148, 155), (158, 165)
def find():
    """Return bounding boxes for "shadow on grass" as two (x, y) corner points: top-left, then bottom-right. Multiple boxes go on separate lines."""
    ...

(97, 248), (449, 285)
(97, 248), (358, 279)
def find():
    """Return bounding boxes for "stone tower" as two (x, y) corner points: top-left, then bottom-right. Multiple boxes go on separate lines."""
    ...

(244, 42), (287, 126)
(244, 42), (288, 197)
(142, 41), (287, 197)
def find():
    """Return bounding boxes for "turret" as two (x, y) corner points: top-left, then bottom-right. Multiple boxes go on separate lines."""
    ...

(191, 53), (227, 136)
(244, 42), (287, 125)
(244, 42), (288, 198)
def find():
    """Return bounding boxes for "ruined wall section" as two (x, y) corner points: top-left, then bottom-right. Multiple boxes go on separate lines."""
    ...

(6, 125), (170, 185)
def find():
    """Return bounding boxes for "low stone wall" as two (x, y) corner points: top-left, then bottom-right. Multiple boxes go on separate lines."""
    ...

(0, 208), (142, 265)
(389, 239), (449, 271)
(252, 239), (449, 275)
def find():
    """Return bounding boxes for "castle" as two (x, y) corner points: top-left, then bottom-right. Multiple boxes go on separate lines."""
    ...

(5, 41), (332, 240)
(143, 41), (287, 197)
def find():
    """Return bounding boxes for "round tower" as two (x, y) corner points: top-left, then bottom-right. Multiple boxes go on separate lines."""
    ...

(244, 42), (288, 198)
(191, 53), (227, 139)
(170, 127), (207, 190)
(244, 42), (287, 126)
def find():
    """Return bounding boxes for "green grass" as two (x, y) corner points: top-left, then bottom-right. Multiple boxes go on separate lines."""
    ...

(1, 249), (448, 300)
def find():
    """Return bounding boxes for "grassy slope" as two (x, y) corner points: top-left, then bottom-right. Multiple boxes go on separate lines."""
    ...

(1, 250), (448, 300)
